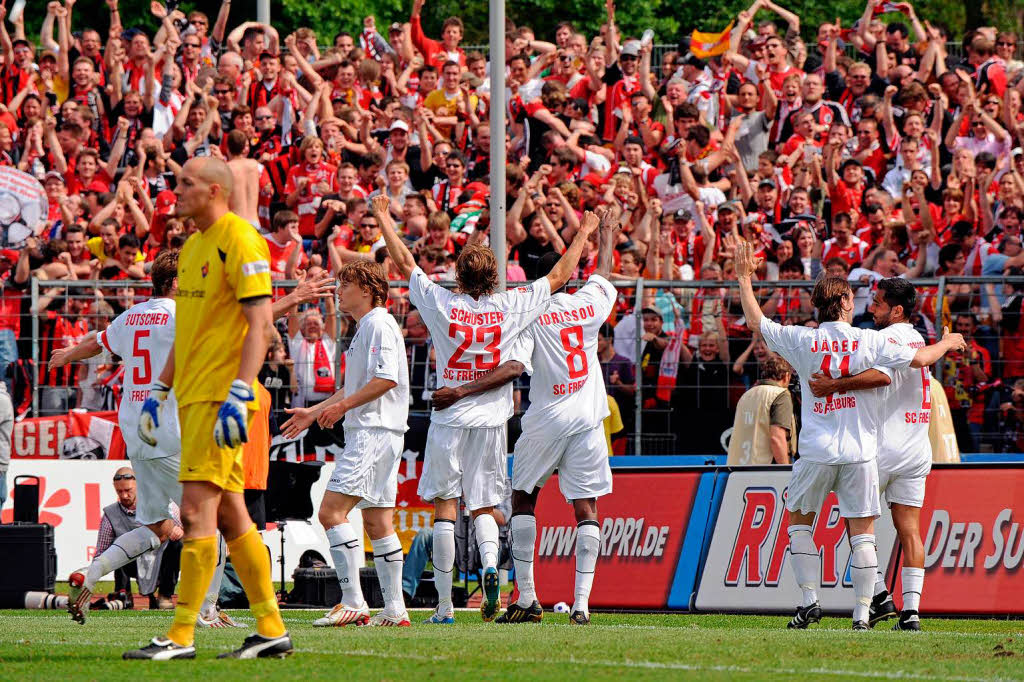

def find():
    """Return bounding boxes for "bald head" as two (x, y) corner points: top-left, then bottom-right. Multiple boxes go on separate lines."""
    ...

(175, 157), (235, 228)
(192, 156), (234, 197)
(114, 466), (133, 479)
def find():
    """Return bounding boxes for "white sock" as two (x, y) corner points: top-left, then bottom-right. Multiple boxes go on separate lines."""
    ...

(572, 522), (600, 615)
(850, 534), (877, 624)
(474, 513), (500, 571)
(901, 567), (924, 613)
(874, 570), (887, 597)
(510, 514), (537, 607)
(371, 533), (406, 616)
(85, 526), (161, 591)
(200, 533), (228, 619)
(787, 525), (819, 608)
(326, 523), (365, 608)
(432, 519), (456, 615)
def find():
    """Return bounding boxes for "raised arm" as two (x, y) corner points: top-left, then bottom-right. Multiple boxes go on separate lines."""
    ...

(371, 194), (416, 278)
(545, 210), (600, 291)
(594, 205), (622, 279)
(734, 239), (765, 331)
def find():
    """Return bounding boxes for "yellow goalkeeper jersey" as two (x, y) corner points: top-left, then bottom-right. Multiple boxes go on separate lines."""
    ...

(174, 211), (272, 408)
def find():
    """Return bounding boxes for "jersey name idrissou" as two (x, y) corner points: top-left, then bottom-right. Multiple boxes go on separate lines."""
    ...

(408, 266), (551, 428)
(97, 297), (178, 459)
(759, 317), (917, 464)
(519, 275), (617, 440)
(874, 322), (933, 475)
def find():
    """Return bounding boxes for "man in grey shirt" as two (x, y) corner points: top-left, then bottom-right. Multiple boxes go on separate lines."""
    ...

(729, 81), (775, 172)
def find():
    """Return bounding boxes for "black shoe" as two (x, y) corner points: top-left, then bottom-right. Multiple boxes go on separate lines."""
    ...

(495, 601), (543, 624)
(852, 620), (870, 631)
(787, 603), (822, 629)
(569, 610), (590, 625)
(122, 637), (196, 660)
(893, 610), (922, 631)
(217, 633), (294, 659)
(869, 590), (898, 627)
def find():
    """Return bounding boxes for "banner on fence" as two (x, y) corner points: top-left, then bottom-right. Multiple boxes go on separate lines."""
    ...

(13, 411), (126, 460)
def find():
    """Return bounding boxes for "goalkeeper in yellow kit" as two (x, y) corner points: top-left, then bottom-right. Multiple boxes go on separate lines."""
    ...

(124, 157), (291, 660)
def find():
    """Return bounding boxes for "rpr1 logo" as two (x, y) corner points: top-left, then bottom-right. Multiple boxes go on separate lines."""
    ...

(724, 487), (849, 588)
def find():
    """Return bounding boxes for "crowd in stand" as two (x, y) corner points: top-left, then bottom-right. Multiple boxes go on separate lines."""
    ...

(4, 0), (1024, 454)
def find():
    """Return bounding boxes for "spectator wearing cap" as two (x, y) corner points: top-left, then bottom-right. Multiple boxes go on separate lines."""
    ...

(602, 39), (643, 142)
(824, 151), (867, 221)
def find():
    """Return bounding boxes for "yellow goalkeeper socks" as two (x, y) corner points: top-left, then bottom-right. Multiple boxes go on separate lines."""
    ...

(167, 535), (218, 646)
(227, 524), (286, 638)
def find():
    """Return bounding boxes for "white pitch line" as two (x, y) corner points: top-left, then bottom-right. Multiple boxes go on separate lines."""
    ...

(7, 638), (1022, 681)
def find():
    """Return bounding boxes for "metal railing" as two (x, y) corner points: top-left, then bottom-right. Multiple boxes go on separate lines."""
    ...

(22, 275), (1024, 455)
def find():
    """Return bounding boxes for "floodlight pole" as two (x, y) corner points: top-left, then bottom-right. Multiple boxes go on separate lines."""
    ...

(257, 0), (270, 25)
(489, 0), (507, 289)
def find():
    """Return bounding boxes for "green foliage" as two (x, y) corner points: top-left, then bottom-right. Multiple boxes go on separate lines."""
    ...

(13, 0), (1022, 53)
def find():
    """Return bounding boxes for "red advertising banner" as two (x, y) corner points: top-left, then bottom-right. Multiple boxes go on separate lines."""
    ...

(13, 411), (126, 460)
(533, 471), (700, 609)
(892, 467), (1024, 614)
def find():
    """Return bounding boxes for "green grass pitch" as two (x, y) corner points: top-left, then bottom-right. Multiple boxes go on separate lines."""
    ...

(1, 610), (1022, 681)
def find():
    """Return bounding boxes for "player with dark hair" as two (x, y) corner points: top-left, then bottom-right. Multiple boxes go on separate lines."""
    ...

(808, 277), (934, 631)
(370, 193), (598, 623)
(734, 241), (965, 631)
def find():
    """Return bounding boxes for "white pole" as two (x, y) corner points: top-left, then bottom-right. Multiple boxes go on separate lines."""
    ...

(488, 0), (507, 288)
(257, 0), (270, 26)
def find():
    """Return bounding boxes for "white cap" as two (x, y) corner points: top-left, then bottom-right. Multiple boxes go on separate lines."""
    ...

(621, 40), (641, 57)
(390, 120), (410, 133)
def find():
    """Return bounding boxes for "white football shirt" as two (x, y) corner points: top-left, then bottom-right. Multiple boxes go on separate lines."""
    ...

(342, 306), (410, 433)
(408, 266), (551, 427)
(759, 317), (918, 464)
(98, 297), (178, 460)
(518, 275), (617, 440)
(872, 322), (933, 474)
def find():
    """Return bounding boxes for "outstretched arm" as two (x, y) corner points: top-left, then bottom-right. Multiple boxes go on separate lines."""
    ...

(910, 327), (966, 368)
(370, 195), (416, 278)
(545, 211), (600, 291)
(49, 331), (103, 369)
(807, 368), (891, 397)
(430, 361), (526, 410)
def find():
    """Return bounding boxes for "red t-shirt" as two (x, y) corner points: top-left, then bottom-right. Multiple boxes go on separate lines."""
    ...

(284, 162), (338, 236)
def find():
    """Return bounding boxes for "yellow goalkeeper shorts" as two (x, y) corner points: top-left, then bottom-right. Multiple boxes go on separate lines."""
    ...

(178, 401), (252, 494)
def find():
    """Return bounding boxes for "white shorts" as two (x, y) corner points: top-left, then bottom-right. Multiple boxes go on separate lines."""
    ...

(786, 459), (880, 519)
(418, 423), (508, 511)
(878, 470), (927, 508)
(512, 426), (612, 501)
(132, 455), (182, 526)
(877, 454), (930, 508)
(326, 428), (404, 508)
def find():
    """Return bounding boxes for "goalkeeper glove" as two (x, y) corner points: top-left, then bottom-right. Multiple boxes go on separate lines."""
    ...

(138, 381), (171, 447)
(214, 379), (254, 449)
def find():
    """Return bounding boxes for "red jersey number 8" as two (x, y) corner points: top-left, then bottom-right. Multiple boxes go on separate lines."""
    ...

(560, 325), (588, 380)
